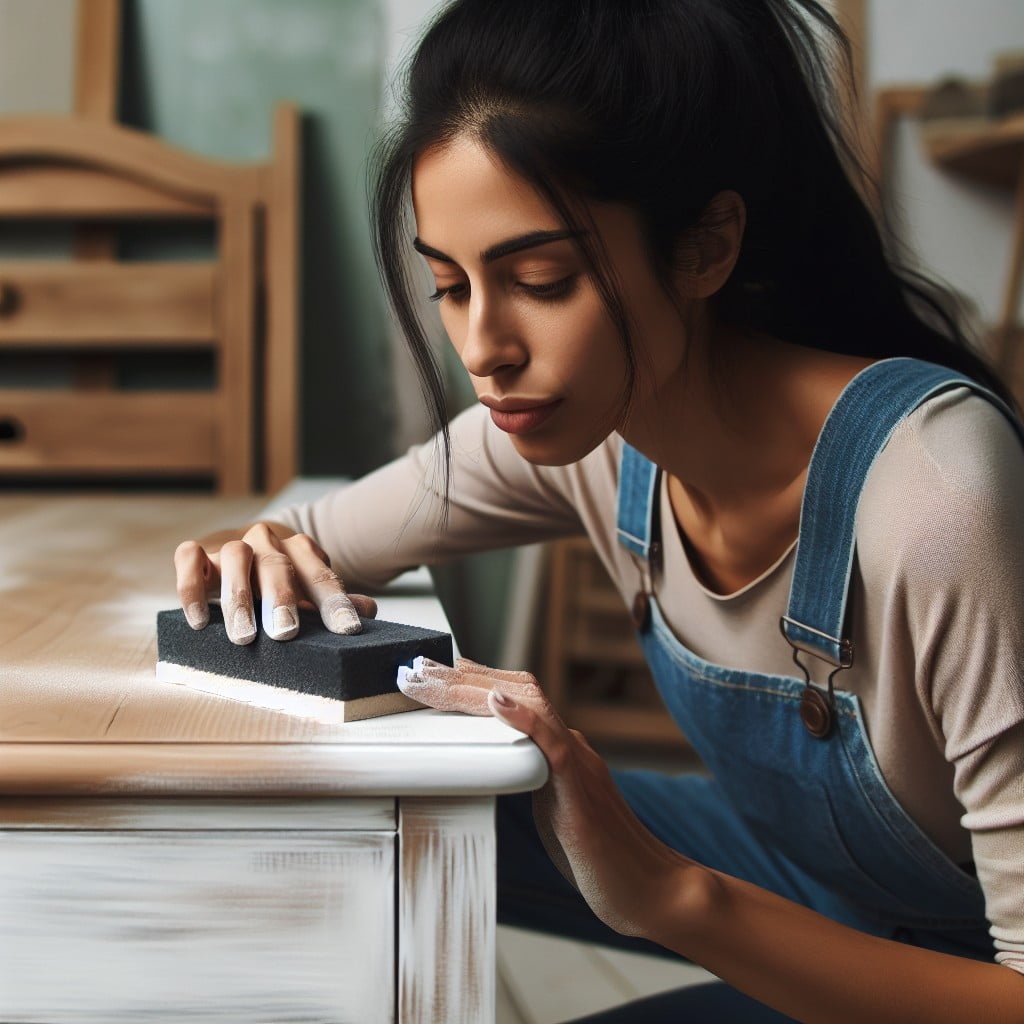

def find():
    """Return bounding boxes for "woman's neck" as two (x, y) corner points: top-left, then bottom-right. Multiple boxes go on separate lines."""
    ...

(620, 328), (877, 526)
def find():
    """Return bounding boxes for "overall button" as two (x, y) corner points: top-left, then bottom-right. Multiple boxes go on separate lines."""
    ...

(799, 686), (833, 738)
(631, 590), (650, 631)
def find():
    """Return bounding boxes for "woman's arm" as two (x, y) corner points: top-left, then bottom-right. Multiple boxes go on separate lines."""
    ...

(650, 864), (1024, 1024)
(271, 401), (583, 592)
(401, 656), (1024, 1024)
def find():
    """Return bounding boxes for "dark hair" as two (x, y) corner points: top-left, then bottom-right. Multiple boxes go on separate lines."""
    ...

(368, 0), (1016, 526)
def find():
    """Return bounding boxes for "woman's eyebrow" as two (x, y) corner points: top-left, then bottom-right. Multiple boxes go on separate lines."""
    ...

(411, 228), (587, 265)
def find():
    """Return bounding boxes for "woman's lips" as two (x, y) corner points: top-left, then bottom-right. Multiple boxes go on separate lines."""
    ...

(488, 399), (563, 435)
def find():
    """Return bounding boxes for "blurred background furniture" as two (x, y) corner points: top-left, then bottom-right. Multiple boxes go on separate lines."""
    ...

(542, 538), (692, 754)
(0, 0), (299, 495)
(874, 68), (1024, 409)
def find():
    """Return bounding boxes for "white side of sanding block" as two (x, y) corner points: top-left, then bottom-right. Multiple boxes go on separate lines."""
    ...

(155, 660), (424, 724)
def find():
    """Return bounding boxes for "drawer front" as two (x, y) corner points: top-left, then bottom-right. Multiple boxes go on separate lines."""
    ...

(0, 829), (395, 1023)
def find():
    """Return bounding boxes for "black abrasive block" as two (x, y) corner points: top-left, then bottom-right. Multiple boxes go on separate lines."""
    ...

(155, 605), (453, 723)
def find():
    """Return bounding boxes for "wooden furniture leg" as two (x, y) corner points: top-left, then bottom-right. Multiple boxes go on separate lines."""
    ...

(398, 796), (496, 1024)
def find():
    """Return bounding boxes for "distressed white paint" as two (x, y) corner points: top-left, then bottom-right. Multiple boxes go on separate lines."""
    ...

(0, 493), (549, 1023)
(0, 739), (546, 797)
(0, 796), (396, 831)
(399, 797), (496, 1024)
(0, 829), (395, 1022)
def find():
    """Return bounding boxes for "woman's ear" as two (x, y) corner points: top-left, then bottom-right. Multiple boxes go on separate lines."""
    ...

(680, 189), (746, 299)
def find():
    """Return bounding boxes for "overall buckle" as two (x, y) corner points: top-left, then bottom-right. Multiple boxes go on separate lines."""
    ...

(778, 616), (855, 739)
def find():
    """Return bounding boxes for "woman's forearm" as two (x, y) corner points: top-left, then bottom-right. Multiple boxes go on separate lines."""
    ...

(649, 864), (1024, 1024)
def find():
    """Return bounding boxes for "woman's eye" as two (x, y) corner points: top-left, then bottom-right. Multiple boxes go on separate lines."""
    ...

(427, 276), (577, 305)
(520, 276), (577, 300)
(428, 283), (468, 304)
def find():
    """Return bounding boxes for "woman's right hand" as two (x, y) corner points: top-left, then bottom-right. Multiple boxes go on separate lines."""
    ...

(174, 522), (378, 645)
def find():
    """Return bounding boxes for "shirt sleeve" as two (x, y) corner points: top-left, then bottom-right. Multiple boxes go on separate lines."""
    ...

(893, 389), (1024, 974)
(270, 401), (585, 592)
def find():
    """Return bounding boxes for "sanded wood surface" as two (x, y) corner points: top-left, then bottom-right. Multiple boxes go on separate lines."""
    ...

(0, 492), (547, 1023)
(0, 494), (547, 796)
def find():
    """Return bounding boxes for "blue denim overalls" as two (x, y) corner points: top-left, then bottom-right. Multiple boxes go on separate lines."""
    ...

(495, 356), (1024, 1020)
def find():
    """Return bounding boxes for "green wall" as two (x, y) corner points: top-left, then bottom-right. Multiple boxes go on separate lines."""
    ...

(120, 0), (395, 476)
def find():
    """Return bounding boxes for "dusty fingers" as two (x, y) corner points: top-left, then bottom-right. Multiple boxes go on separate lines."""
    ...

(279, 533), (362, 635)
(242, 523), (302, 641)
(174, 540), (216, 630)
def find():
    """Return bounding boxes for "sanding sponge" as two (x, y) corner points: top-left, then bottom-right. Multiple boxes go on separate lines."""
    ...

(155, 605), (453, 723)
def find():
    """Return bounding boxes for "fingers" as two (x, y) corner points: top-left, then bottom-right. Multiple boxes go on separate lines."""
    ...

(243, 523), (300, 642)
(398, 673), (494, 715)
(347, 594), (378, 619)
(174, 540), (217, 630)
(403, 657), (576, 772)
(280, 533), (362, 635)
(217, 540), (257, 645)
(454, 656), (537, 685)
(487, 688), (576, 772)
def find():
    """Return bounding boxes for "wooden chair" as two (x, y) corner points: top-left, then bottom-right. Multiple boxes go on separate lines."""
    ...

(0, 104), (299, 495)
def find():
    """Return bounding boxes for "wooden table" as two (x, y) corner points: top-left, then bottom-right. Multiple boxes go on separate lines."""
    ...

(0, 487), (547, 1023)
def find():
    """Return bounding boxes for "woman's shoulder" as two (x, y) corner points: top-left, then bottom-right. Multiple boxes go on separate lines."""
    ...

(856, 383), (1024, 579)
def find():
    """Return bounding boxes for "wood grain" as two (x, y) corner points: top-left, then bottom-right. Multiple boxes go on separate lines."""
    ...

(0, 164), (212, 218)
(0, 391), (218, 472)
(0, 261), (217, 344)
(263, 103), (301, 494)
(0, 494), (548, 791)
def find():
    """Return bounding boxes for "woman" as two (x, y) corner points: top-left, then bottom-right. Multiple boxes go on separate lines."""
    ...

(174, 1), (1024, 1019)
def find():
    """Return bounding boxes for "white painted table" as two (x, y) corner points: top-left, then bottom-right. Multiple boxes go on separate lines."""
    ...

(0, 481), (548, 1023)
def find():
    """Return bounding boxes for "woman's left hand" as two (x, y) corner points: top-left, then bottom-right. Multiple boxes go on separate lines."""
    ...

(397, 655), (696, 941)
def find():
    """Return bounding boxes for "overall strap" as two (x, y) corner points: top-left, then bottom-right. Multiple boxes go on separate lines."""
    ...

(782, 356), (1024, 668)
(616, 439), (660, 562)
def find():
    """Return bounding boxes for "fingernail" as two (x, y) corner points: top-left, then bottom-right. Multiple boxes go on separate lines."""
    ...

(322, 594), (361, 635)
(490, 689), (515, 709)
(185, 601), (208, 630)
(397, 665), (422, 688)
(330, 608), (361, 634)
(266, 598), (299, 638)
(230, 604), (256, 644)
(417, 656), (459, 673)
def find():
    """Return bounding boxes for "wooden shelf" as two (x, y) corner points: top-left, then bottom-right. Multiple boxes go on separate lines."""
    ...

(543, 536), (696, 753)
(921, 111), (1024, 189)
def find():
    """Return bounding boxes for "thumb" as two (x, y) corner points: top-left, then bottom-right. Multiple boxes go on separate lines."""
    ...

(487, 688), (525, 725)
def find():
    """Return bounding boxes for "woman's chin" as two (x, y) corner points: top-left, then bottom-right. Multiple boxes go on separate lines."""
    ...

(509, 430), (604, 467)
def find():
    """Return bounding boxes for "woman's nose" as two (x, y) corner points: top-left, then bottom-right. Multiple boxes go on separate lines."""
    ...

(459, 304), (528, 379)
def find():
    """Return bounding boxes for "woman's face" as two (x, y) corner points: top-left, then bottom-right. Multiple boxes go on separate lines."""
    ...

(410, 135), (694, 466)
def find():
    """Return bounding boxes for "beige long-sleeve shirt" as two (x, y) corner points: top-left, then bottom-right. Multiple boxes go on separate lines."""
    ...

(274, 385), (1024, 974)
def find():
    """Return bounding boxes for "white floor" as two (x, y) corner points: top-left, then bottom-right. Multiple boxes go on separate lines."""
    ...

(496, 924), (717, 1024)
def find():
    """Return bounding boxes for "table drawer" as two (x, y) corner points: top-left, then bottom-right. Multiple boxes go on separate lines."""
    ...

(0, 796), (397, 831)
(0, 829), (395, 1023)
